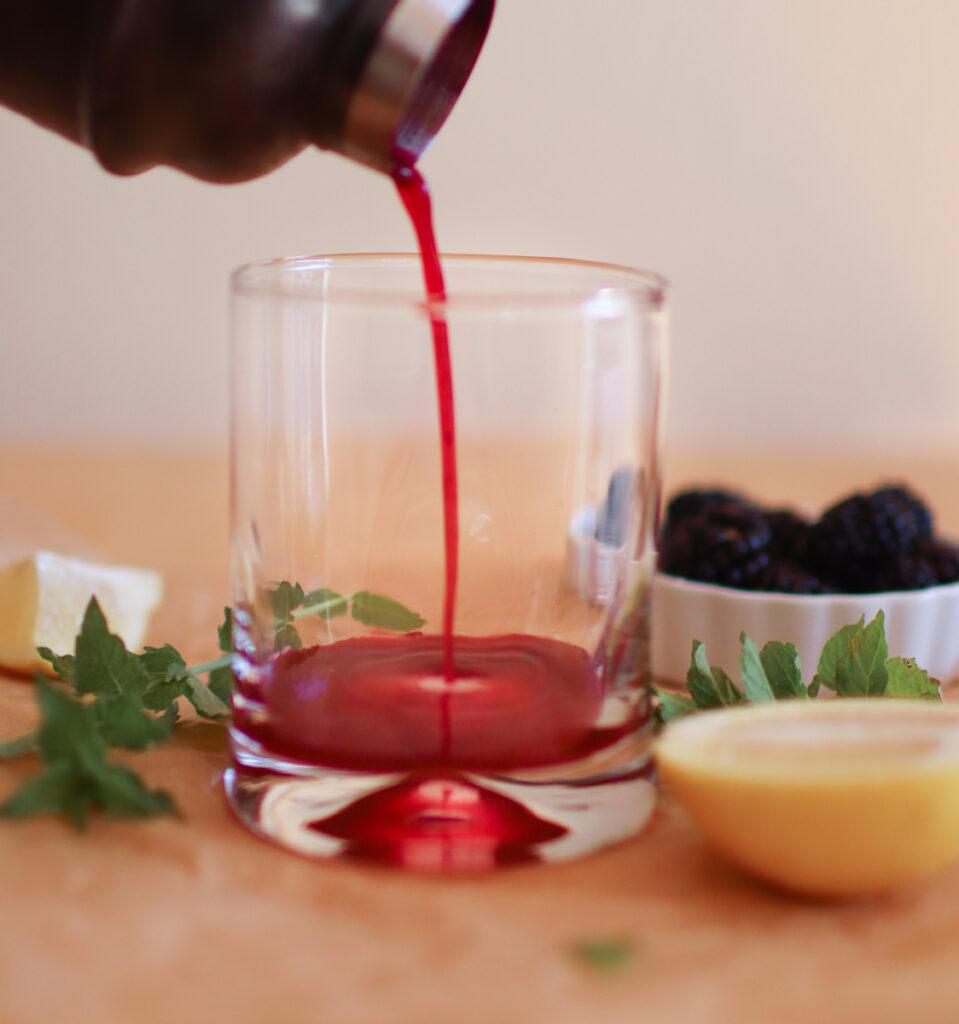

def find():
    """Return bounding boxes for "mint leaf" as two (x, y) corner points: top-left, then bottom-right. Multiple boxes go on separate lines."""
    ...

(834, 611), (888, 696)
(570, 936), (635, 973)
(274, 623), (303, 650)
(298, 589), (348, 620)
(35, 679), (106, 766)
(0, 732), (38, 759)
(711, 666), (743, 705)
(37, 647), (75, 683)
(351, 592), (425, 632)
(812, 618), (865, 693)
(740, 633), (776, 702)
(0, 763), (94, 829)
(806, 675), (821, 698)
(655, 688), (698, 723)
(62, 604), (176, 750)
(93, 692), (176, 750)
(182, 671), (231, 719)
(884, 657), (941, 701)
(86, 761), (176, 819)
(217, 607), (233, 654)
(73, 598), (152, 699)
(139, 645), (190, 711)
(207, 666), (234, 708)
(686, 641), (742, 708)
(686, 642), (723, 709)
(140, 643), (230, 720)
(759, 641), (806, 699)
(1, 680), (175, 828)
(269, 582), (305, 622)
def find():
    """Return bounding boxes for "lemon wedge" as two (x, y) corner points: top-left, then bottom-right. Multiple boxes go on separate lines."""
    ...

(0, 551), (163, 674)
(656, 699), (959, 898)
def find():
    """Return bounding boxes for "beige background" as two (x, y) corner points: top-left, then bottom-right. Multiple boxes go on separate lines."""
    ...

(0, 0), (957, 455)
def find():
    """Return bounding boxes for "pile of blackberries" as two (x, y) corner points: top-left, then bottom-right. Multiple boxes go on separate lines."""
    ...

(659, 484), (959, 595)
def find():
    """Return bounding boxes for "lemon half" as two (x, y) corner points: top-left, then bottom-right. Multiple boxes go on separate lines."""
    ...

(0, 551), (163, 674)
(656, 699), (959, 898)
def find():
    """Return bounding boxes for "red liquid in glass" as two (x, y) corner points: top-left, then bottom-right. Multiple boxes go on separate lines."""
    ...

(245, 633), (607, 772)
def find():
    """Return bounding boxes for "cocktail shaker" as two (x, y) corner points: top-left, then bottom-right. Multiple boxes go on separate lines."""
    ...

(0, 0), (493, 182)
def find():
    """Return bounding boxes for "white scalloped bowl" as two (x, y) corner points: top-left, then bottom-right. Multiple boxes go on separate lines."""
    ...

(651, 573), (959, 687)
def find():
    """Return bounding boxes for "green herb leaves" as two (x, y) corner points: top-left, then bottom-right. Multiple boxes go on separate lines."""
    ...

(655, 611), (942, 723)
(0, 597), (221, 826)
(350, 592), (426, 632)
(269, 582), (424, 650)
(1, 679), (174, 828)
(569, 936), (637, 974)
(1, 581), (426, 828)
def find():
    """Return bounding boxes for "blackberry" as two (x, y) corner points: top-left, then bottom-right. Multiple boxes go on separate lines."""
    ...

(762, 560), (830, 595)
(664, 487), (752, 533)
(807, 484), (934, 592)
(873, 554), (938, 592)
(660, 503), (772, 590)
(917, 538), (959, 585)
(765, 508), (812, 563)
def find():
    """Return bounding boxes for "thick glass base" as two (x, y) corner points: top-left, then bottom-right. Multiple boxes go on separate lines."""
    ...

(225, 729), (656, 871)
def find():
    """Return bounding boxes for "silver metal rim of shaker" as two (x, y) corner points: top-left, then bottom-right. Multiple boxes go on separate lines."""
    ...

(342, 0), (489, 170)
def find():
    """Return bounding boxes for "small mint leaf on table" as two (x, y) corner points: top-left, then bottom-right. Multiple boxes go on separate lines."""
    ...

(570, 936), (636, 973)
(85, 761), (176, 819)
(813, 617), (865, 693)
(834, 611), (888, 696)
(34, 678), (107, 766)
(0, 680), (175, 828)
(884, 657), (941, 701)
(759, 641), (807, 699)
(739, 633), (776, 702)
(654, 688), (697, 723)
(0, 763), (94, 829)
(351, 592), (425, 632)
(686, 641), (742, 708)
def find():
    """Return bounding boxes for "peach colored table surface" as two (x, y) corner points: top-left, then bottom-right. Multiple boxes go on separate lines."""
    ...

(2, 446), (959, 1024)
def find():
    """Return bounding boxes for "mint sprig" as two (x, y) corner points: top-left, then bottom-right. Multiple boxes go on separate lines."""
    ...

(570, 936), (636, 973)
(1, 581), (425, 827)
(1, 680), (175, 828)
(655, 611), (942, 723)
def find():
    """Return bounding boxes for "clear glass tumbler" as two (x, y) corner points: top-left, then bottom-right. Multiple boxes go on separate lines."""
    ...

(225, 254), (668, 870)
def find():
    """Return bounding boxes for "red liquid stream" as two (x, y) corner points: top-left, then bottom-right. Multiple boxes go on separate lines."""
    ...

(393, 165), (459, 682)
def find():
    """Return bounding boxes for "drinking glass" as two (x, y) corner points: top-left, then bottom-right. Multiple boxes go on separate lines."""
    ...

(225, 254), (668, 870)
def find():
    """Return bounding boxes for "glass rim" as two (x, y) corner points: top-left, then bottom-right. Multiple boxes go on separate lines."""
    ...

(230, 252), (668, 311)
